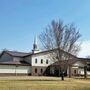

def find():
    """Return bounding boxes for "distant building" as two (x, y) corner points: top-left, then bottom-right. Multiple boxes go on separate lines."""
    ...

(0, 37), (90, 77)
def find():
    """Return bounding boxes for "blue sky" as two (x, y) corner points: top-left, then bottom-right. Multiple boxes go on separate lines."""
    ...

(0, 0), (90, 57)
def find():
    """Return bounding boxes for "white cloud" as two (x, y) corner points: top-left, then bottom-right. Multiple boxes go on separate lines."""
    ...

(78, 40), (90, 58)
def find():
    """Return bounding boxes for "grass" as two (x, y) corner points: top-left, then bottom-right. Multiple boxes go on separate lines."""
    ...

(0, 77), (90, 90)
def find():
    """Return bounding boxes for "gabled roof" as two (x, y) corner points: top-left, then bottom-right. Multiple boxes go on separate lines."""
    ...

(0, 60), (31, 66)
(0, 50), (31, 57)
(78, 58), (90, 62)
(50, 59), (78, 66)
(0, 47), (78, 58)
(50, 58), (90, 67)
(25, 48), (77, 59)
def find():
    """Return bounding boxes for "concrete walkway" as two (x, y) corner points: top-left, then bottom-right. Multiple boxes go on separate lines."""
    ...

(0, 76), (66, 81)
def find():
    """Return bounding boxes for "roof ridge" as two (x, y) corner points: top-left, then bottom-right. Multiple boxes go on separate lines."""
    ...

(5, 50), (30, 54)
(2, 50), (32, 57)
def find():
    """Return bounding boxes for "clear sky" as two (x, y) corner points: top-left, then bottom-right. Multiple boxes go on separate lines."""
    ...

(0, 0), (90, 57)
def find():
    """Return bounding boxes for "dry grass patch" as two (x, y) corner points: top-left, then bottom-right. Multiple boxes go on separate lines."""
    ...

(0, 77), (90, 90)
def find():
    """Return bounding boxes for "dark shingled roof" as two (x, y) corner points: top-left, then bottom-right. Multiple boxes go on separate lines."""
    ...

(50, 59), (78, 66)
(50, 58), (90, 67)
(78, 58), (90, 62)
(0, 60), (31, 66)
(1, 50), (31, 57)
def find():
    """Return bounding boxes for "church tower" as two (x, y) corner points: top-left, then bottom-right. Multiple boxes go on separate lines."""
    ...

(32, 36), (39, 53)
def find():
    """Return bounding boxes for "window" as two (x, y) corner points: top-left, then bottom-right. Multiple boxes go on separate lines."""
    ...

(46, 59), (48, 64)
(35, 58), (37, 63)
(13, 57), (20, 61)
(41, 68), (43, 73)
(74, 70), (76, 74)
(41, 59), (43, 64)
(35, 68), (37, 73)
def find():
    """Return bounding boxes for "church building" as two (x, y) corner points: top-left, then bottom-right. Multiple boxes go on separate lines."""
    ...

(0, 37), (90, 77)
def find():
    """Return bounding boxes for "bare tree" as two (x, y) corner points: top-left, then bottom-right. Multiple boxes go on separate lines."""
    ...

(39, 20), (81, 80)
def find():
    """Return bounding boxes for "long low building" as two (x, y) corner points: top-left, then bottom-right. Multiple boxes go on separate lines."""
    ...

(0, 51), (31, 76)
(0, 38), (90, 77)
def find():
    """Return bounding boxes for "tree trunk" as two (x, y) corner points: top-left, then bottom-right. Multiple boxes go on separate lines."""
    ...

(61, 71), (64, 81)
(61, 75), (64, 80)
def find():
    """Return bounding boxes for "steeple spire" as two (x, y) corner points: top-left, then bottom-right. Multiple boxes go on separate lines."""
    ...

(33, 36), (38, 50)
(32, 35), (39, 53)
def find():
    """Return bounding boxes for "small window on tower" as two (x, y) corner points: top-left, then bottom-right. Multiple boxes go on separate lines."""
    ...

(35, 58), (37, 63)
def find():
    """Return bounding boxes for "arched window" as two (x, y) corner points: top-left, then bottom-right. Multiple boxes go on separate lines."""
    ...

(41, 59), (43, 64)
(35, 68), (37, 73)
(74, 69), (76, 74)
(46, 59), (48, 64)
(35, 58), (37, 63)
(41, 68), (43, 73)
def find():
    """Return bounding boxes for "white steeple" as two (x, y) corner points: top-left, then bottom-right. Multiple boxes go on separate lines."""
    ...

(32, 35), (39, 53)
(34, 36), (37, 49)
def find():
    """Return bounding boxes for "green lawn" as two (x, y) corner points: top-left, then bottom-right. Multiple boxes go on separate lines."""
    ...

(0, 78), (90, 90)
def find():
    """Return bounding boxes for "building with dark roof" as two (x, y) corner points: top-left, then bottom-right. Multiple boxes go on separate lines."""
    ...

(0, 37), (90, 77)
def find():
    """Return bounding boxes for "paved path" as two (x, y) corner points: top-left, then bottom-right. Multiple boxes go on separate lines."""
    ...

(0, 76), (63, 80)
